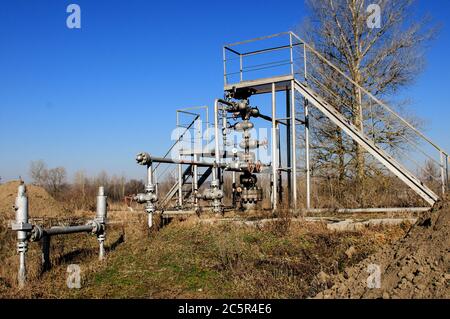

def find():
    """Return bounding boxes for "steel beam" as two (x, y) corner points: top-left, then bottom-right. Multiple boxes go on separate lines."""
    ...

(291, 80), (298, 212)
(305, 98), (311, 210)
(441, 152), (447, 196)
(286, 88), (291, 201)
(272, 83), (278, 210)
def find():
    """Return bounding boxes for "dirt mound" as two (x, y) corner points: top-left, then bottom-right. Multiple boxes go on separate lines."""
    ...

(0, 181), (67, 222)
(316, 199), (450, 299)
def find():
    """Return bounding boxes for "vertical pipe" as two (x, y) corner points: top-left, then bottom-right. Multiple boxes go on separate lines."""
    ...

(96, 186), (107, 222)
(291, 81), (298, 213)
(286, 88), (292, 201)
(222, 108), (228, 189)
(18, 251), (26, 288)
(145, 163), (155, 228)
(15, 184), (28, 288)
(98, 239), (105, 260)
(272, 83), (278, 210)
(214, 100), (221, 181)
(305, 99), (311, 211)
(441, 152), (446, 196)
(96, 186), (107, 260)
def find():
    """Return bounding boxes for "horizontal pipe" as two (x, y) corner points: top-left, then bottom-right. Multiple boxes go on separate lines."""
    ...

(306, 207), (431, 214)
(44, 225), (94, 236)
(150, 156), (217, 167)
(149, 155), (267, 174)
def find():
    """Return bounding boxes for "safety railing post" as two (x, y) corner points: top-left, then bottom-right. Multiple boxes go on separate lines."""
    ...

(359, 88), (364, 134)
(303, 43), (307, 82)
(223, 47), (227, 85)
(446, 154), (449, 192)
(289, 33), (294, 76)
(441, 152), (447, 196)
(240, 54), (243, 82)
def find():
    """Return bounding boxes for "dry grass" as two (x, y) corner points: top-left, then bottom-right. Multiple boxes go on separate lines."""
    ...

(0, 214), (408, 299)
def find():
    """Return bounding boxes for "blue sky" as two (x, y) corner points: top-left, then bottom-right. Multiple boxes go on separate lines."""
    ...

(0, 0), (449, 182)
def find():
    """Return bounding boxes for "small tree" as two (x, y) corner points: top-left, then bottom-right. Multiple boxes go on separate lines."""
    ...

(29, 160), (49, 186)
(47, 167), (67, 194)
(298, 0), (436, 193)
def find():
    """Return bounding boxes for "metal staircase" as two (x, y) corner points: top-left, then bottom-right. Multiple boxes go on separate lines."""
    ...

(294, 80), (439, 206)
(152, 106), (214, 212)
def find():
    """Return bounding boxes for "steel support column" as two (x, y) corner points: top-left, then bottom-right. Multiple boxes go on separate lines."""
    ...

(272, 83), (278, 210)
(286, 88), (292, 201)
(441, 152), (447, 196)
(305, 98), (311, 210)
(214, 100), (221, 181)
(178, 154), (183, 208)
(291, 80), (298, 212)
(277, 122), (283, 203)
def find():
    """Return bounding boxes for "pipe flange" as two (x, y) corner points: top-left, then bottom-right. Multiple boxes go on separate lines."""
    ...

(17, 241), (28, 252)
(87, 220), (102, 235)
(97, 233), (106, 242)
(30, 225), (44, 242)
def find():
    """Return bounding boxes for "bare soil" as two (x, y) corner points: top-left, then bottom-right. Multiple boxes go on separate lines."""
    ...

(0, 181), (68, 221)
(316, 197), (450, 299)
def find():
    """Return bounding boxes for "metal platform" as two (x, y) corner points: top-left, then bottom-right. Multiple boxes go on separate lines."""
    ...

(224, 74), (294, 95)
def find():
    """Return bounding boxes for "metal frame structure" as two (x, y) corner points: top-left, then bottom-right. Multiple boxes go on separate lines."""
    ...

(222, 31), (448, 210)
(133, 31), (449, 227)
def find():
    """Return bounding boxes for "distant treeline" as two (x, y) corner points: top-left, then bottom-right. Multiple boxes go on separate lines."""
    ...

(29, 160), (145, 209)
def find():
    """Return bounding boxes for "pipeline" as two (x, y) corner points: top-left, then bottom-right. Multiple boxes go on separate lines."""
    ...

(10, 184), (108, 288)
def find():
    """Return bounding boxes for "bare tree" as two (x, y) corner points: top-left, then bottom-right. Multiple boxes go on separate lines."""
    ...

(29, 160), (49, 186)
(298, 0), (436, 189)
(47, 167), (67, 194)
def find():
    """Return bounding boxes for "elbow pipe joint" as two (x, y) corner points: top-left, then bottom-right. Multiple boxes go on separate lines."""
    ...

(136, 152), (152, 166)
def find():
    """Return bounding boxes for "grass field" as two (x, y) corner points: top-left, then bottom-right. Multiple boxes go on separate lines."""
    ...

(1, 213), (408, 299)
